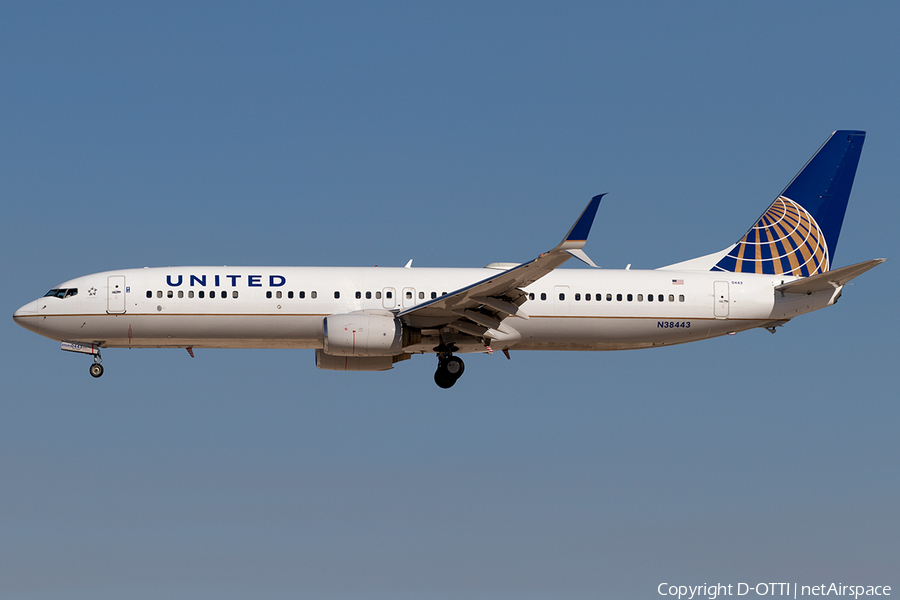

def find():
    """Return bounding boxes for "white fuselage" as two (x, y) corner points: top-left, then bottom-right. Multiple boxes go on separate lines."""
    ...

(13, 265), (834, 354)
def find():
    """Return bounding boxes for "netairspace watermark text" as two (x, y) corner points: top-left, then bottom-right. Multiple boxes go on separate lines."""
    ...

(658, 583), (891, 600)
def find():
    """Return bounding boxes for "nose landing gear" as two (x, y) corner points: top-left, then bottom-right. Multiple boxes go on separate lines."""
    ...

(89, 353), (104, 378)
(434, 353), (465, 389)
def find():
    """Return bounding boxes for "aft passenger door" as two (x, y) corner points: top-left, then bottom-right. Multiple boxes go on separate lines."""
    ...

(107, 275), (126, 314)
(714, 280), (729, 318)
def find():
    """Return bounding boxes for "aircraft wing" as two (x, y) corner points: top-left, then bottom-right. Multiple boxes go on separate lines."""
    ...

(398, 195), (604, 334)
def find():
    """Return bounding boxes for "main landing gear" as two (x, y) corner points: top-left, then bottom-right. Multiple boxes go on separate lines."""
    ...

(89, 353), (104, 378)
(434, 350), (465, 389)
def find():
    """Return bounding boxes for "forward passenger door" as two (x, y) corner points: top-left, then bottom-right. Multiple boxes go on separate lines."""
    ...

(107, 276), (126, 314)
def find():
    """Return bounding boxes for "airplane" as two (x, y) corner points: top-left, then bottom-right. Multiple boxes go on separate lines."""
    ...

(13, 131), (885, 388)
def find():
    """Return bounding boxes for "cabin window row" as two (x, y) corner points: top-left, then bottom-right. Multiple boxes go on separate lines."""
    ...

(149, 290), (241, 299)
(147, 289), (452, 300)
(276, 290), (448, 300)
(269, 290), (449, 300)
(528, 292), (686, 303)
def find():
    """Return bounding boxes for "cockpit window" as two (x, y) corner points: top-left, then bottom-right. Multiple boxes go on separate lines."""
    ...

(44, 288), (77, 299)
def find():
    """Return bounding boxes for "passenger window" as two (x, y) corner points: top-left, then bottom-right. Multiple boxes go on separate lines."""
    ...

(376, 291), (382, 299)
(406, 291), (412, 299)
(276, 291), (282, 299)
(157, 291), (163, 298)
(178, 291), (184, 298)
(386, 291), (392, 299)
(266, 291), (272, 299)
(210, 291), (217, 298)
(431, 291), (437, 299)
(540, 293), (547, 301)
(355, 291), (361, 299)
(627, 294), (633, 301)
(146, 291), (152, 299)
(658, 294), (664, 302)
(199, 291), (205, 298)
(418, 291), (424, 299)
(288, 291), (294, 299)
(167, 290), (174, 298)
(299, 291), (305, 299)
(575, 293), (581, 301)
(647, 294), (653, 302)
(668, 294), (674, 302)
(366, 291), (372, 299)
(528, 293), (535, 300)
(334, 291), (340, 299)
(233, 291), (239, 298)
(679, 294), (685, 302)
(188, 291), (194, 298)
(585, 293), (591, 301)
(311, 291), (317, 299)
(637, 294), (643, 301)
(559, 293), (565, 301)
(442, 292), (447, 296)
(616, 294), (622, 301)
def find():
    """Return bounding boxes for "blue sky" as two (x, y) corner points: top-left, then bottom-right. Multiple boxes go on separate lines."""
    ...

(2, 3), (898, 599)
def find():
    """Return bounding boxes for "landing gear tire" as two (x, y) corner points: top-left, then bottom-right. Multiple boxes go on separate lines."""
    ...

(89, 363), (104, 378)
(434, 369), (456, 389)
(445, 356), (464, 378)
(434, 355), (465, 389)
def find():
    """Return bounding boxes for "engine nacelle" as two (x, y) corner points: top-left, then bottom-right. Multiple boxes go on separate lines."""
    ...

(315, 350), (397, 371)
(323, 312), (403, 357)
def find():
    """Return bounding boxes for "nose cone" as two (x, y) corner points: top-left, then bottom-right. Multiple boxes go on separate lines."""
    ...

(13, 300), (40, 333)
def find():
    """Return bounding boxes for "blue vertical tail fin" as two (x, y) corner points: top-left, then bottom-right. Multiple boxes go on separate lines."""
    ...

(712, 130), (865, 276)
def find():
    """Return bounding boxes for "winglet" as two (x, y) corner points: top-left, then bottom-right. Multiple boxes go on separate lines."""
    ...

(561, 193), (605, 247)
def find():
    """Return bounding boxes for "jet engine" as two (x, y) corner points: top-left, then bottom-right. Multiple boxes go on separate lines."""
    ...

(323, 312), (403, 357)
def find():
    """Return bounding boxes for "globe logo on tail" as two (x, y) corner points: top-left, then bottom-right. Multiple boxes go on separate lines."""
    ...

(712, 196), (829, 276)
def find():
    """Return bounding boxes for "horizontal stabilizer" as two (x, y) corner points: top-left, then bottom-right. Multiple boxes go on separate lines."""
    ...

(776, 258), (886, 295)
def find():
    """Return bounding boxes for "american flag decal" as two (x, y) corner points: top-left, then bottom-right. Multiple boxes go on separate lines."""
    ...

(671, 279), (684, 285)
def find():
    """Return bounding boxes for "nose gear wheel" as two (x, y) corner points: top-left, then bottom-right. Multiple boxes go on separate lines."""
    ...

(89, 352), (104, 378)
